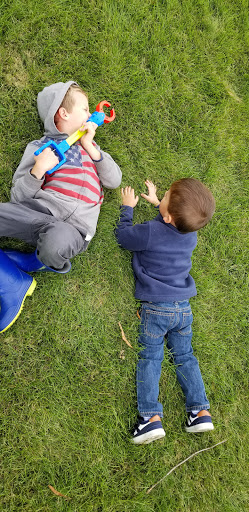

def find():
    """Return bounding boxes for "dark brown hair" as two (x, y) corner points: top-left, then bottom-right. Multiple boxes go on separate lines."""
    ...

(168, 178), (215, 233)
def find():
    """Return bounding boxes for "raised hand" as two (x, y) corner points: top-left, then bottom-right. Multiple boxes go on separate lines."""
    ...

(121, 186), (139, 208)
(141, 180), (160, 206)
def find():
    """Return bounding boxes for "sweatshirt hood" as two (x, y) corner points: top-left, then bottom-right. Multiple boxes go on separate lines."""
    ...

(37, 80), (77, 137)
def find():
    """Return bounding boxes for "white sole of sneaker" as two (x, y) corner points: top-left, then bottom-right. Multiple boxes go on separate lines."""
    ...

(133, 428), (166, 445)
(185, 423), (214, 433)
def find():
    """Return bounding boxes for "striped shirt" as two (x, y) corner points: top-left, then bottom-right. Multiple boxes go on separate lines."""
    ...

(41, 142), (104, 206)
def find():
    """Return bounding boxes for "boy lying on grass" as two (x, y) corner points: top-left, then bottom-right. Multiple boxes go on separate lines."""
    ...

(0, 81), (121, 332)
(116, 178), (215, 444)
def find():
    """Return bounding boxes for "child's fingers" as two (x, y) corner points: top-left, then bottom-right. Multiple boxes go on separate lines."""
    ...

(141, 194), (154, 203)
(80, 122), (89, 131)
(145, 179), (155, 188)
(122, 186), (135, 195)
(83, 121), (96, 131)
(35, 147), (59, 164)
(89, 121), (98, 130)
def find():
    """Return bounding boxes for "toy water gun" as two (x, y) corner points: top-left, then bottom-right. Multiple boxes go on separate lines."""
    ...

(34, 101), (115, 175)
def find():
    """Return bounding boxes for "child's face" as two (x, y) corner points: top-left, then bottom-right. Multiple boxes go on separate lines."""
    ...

(66, 91), (90, 134)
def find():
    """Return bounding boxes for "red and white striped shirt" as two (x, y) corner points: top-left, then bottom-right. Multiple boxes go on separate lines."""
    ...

(42, 143), (104, 206)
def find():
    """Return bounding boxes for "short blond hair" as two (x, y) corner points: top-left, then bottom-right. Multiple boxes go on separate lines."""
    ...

(54, 84), (88, 125)
(59, 84), (88, 112)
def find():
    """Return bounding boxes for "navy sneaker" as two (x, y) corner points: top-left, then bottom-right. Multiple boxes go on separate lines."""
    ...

(132, 417), (166, 445)
(185, 411), (214, 433)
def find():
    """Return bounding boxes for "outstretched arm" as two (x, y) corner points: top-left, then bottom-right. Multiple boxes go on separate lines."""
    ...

(115, 186), (150, 251)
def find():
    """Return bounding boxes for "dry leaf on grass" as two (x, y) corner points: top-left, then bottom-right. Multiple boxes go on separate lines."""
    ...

(118, 321), (133, 348)
(48, 485), (71, 500)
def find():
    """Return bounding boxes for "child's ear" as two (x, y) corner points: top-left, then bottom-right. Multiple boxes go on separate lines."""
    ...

(57, 107), (70, 120)
(163, 212), (173, 224)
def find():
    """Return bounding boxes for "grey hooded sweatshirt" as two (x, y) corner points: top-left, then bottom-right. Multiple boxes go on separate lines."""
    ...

(10, 81), (122, 239)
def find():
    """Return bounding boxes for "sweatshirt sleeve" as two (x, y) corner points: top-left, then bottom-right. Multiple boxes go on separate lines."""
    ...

(10, 143), (45, 203)
(92, 143), (122, 189)
(115, 205), (151, 251)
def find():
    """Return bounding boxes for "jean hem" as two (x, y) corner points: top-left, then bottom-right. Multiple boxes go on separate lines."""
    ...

(139, 411), (163, 418)
(186, 405), (210, 413)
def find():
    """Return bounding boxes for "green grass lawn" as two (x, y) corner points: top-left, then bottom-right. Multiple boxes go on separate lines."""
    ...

(0, 0), (248, 510)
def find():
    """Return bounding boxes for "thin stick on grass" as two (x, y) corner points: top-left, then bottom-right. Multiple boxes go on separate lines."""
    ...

(118, 321), (133, 348)
(146, 439), (227, 494)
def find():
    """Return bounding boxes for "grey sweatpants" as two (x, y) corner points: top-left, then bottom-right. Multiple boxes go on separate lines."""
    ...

(0, 200), (88, 269)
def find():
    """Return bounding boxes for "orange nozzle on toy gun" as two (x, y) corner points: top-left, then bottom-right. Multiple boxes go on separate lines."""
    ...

(95, 100), (115, 123)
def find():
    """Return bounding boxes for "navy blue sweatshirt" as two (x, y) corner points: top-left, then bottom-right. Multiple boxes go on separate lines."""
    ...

(116, 205), (197, 302)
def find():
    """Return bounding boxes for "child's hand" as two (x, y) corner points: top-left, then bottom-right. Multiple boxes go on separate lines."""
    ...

(80, 121), (101, 160)
(121, 186), (139, 208)
(141, 179), (160, 206)
(80, 121), (98, 146)
(31, 148), (59, 179)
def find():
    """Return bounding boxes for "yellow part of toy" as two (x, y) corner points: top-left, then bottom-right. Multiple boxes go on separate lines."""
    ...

(66, 128), (87, 147)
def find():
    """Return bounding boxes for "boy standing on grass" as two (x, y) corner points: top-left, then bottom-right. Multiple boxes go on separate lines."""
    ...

(115, 178), (215, 444)
(0, 81), (121, 332)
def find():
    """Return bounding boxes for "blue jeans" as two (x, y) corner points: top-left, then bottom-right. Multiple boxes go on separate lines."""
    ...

(137, 301), (210, 417)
